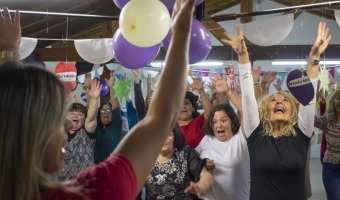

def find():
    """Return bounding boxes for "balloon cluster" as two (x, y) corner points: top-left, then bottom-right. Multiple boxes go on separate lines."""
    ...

(112, 0), (210, 69)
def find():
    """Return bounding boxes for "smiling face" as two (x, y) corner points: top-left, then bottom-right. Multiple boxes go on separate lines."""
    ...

(212, 111), (233, 142)
(68, 110), (85, 131)
(178, 99), (194, 121)
(100, 104), (112, 125)
(267, 93), (293, 123)
(160, 132), (175, 155)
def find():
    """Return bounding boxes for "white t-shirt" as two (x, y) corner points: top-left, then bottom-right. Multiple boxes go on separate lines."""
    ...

(196, 130), (250, 200)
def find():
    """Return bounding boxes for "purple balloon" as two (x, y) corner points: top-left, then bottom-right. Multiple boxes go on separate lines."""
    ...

(32, 60), (46, 69)
(113, 0), (129, 9)
(160, 0), (204, 11)
(112, 29), (160, 69)
(162, 19), (211, 64)
(99, 80), (109, 97)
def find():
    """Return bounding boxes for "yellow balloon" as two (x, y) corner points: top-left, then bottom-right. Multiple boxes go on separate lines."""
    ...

(119, 0), (171, 48)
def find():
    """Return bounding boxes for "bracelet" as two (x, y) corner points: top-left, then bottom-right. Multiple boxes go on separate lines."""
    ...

(253, 81), (260, 85)
(0, 50), (20, 61)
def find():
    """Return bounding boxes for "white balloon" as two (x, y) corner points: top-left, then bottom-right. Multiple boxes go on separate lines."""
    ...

(119, 0), (171, 47)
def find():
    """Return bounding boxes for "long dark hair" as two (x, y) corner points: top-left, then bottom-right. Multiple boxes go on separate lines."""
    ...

(185, 91), (200, 119)
(172, 124), (186, 151)
(203, 104), (240, 137)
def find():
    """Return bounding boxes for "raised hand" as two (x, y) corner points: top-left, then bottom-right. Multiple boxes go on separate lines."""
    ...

(220, 26), (248, 60)
(309, 22), (332, 59)
(0, 7), (21, 51)
(171, 0), (195, 33)
(147, 74), (152, 87)
(261, 71), (277, 89)
(88, 79), (102, 99)
(105, 72), (115, 88)
(190, 76), (204, 92)
(131, 69), (140, 84)
(211, 73), (230, 94)
(273, 77), (282, 92)
(251, 65), (261, 83)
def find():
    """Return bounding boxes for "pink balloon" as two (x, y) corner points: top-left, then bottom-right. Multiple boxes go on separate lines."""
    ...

(113, 0), (129, 9)
(162, 19), (211, 64)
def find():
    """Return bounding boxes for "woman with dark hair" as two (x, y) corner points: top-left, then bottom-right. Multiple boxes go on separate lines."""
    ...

(144, 124), (213, 199)
(314, 90), (340, 200)
(196, 74), (250, 200)
(178, 79), (212, 148)
(94, 99), (123, 164)
(53, 81), (101, 181)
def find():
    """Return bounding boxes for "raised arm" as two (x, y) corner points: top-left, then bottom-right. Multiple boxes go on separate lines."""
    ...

(114, 0), (195, 191)
(191, 76), (212, 119)
(221, 27), (259, 137)
(85, 79), (102, 133)
(105, 72), (119, 110)
(252, 65), (262, 102)
(260, 71), (277, 98)
(0, 7), (20, 61)
(298, 22), (331, 137)
(132, 69), (147, 120)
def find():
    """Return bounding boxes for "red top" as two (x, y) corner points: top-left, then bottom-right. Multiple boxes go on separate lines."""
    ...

(179, 114), (205, 148)
(41, 154), (137, 200)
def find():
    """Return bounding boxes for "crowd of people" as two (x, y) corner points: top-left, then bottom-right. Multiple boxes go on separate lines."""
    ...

(0, 2), (339, 200)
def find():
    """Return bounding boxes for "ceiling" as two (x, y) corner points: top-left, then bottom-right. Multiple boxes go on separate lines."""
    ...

(2, 0), (340, 62)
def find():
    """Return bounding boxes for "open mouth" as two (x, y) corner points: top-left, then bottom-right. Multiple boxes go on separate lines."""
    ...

(274, 107), (285, 114)
(217, 130), (225, 134)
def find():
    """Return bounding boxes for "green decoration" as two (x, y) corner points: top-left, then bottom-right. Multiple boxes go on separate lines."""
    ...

(318, 65), (330, 93)
(113, 77), (132, 102)
(141, 73), (145, 80)
(127, 78), (134, 88)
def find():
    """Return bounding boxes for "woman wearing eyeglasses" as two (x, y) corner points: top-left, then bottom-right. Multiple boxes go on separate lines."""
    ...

(93, 72), (123, 164)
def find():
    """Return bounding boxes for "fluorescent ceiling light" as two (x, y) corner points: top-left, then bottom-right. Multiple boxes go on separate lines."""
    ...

(272, 61), (340, 65)
(150, 61), (224, 68)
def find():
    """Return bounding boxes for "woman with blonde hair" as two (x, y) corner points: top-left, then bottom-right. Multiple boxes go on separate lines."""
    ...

(0, 0), (196, 199)
(221, 22), (331, 200)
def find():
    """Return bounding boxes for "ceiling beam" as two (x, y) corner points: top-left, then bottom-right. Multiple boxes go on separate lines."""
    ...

(33, 44), (340, 62)
(271, 0), (335, 21)
(205, 0), (240, 15)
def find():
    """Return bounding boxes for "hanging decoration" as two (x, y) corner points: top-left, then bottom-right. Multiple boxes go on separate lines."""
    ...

(55, 62), (77, 93)
(113, 77), (133, 101)
(329, 67), (335, 79)
(286, 69), (314, 106)
(74, 39), (114, 64)
(241, 14), (294, 46)
(318, 65), (330, 93)
(19, 37), (38, 59)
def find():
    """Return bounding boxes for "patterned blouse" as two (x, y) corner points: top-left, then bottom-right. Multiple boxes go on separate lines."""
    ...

(145, 145), (200, 200)
(52, 128), (96, 181)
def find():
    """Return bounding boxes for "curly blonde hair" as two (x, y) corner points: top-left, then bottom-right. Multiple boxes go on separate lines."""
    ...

(326, 90), (340, 123)
(258, 92), (300, 136)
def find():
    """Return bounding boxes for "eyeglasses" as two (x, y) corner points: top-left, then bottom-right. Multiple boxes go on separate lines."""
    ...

(100, 109), (111, 114)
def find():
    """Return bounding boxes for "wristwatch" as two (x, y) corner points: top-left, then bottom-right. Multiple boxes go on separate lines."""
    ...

(308, 57), (320, 65)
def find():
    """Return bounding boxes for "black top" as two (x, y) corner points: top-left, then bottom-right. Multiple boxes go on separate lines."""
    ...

(247, 124), (310, 200)
(134, 81), (147, 120)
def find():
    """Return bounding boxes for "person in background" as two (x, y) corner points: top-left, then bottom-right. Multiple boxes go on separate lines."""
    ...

(0, 1), (197, 199)
(178, 77), (213, 148)
(314, 90), (340, 200)
(145, 124), (213, 199)
(133, 69), (153, 120)
(52, 79), (100, 181)
(196, 73), (250, 200)
(221, 22), (330, 200)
